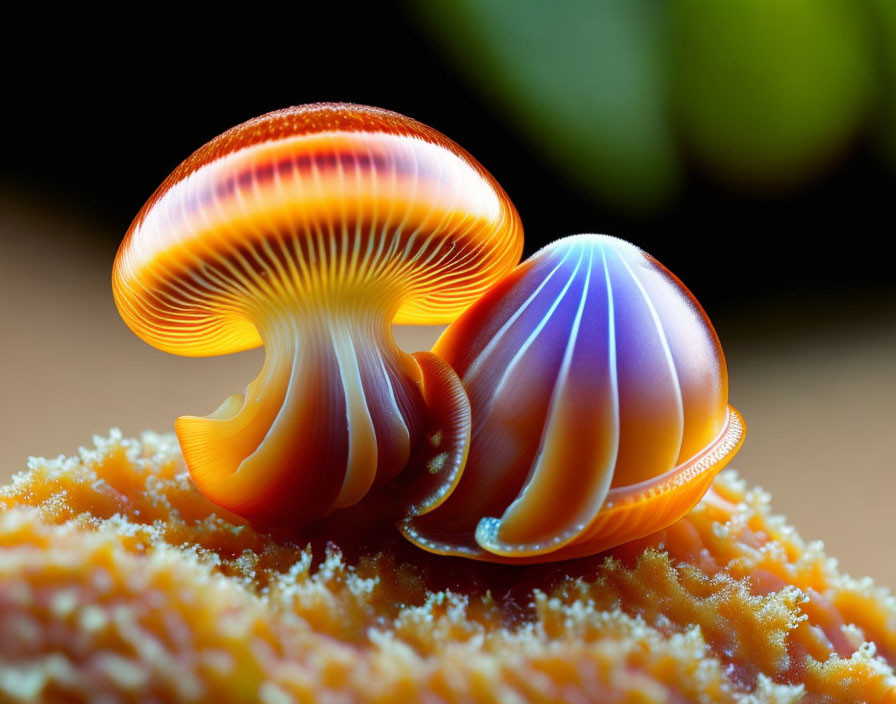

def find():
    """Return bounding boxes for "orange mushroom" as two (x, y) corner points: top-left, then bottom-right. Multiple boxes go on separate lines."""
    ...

(113, 103), (523, 526)
(401, 235), (745, 563)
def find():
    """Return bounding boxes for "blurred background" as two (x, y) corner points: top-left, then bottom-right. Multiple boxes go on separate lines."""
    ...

(1, 3), (893, 585)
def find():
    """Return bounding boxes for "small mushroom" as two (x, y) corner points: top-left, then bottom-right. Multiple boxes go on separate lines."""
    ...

(113, 103), (523, 526)
(401, 235), (745, 563)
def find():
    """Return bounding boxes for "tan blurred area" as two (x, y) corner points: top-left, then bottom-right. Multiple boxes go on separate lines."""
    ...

(1, 191), (893, 588)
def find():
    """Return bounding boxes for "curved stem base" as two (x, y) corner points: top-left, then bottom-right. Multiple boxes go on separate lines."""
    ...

(175, 308), (472, 529)
(400, 405), (745, 564)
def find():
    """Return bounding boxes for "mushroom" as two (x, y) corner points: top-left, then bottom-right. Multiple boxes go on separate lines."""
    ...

(401, 235), (745, 563)
(112, 103), (523, 526)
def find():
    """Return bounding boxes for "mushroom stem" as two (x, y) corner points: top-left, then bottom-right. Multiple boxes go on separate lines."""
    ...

(175, 300), (428, 526)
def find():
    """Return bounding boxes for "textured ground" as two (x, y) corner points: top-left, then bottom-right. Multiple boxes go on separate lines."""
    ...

(0, 430), (894, 703)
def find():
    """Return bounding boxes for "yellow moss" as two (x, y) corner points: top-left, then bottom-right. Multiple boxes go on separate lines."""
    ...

(0, 429), (893, 702)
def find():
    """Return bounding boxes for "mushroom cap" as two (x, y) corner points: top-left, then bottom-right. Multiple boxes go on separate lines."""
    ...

(402, 234), (745, 561)
(113, 103), (523, 356)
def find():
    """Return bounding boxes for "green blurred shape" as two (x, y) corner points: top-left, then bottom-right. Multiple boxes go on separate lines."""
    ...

(413, 0), (681, 213)
(672, 0), (875, 190)
(867, 0), (896, 167)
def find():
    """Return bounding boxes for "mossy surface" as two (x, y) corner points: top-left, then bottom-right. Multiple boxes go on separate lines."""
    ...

(0, 431), (894, 702)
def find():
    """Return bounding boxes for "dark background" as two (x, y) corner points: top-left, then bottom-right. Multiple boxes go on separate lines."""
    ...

(1, 7), (894, 587)
(4, 7), (893, 315)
